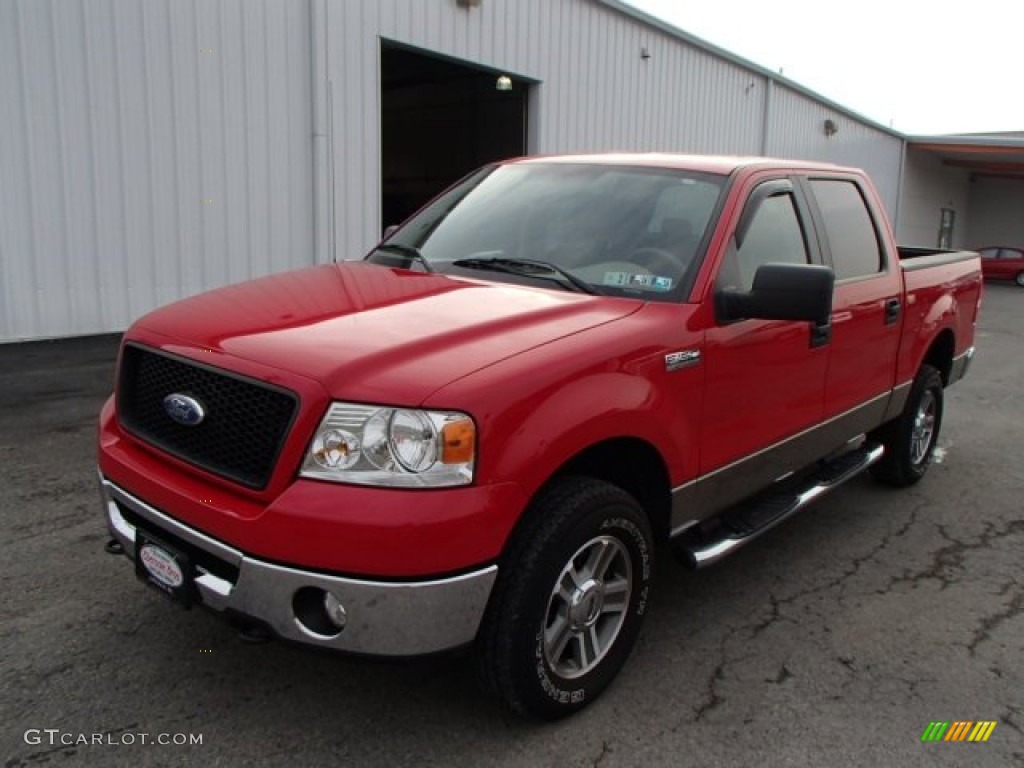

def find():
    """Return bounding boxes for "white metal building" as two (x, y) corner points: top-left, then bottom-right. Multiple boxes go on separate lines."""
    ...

(0, 0), (1016, 342)
(898, 133), (1024, 249)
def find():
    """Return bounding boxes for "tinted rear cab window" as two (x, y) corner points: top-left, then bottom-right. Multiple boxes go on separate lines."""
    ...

(810, 179), (882, 280)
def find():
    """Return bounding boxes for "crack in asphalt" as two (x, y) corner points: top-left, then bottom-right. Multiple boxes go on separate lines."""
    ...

(749, 592), (796, 638)
(966, 579), (1024, 657)
(591, 740), (612, 768)
(836, 655), (856, 673)
(693, 660), (725, 722)
(691, 622), (759, 723)
(740, 500), (927, 627)
(999, 704), (1023, 736)
(686, 501), (933, 722)
(889, 671), (937, 705)
(880, 518), (1024, 594)
(794, 500), (926, 605)
(683, 497), (1020, 728)
(686, 495), (1024, 720)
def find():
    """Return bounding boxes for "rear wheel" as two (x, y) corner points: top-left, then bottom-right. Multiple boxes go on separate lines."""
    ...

(475, 476), (653, 720)
(871, 364), (944, 487)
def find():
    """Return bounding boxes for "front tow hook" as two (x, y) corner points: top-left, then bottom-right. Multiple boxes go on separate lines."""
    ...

(104, 538), (124, 555)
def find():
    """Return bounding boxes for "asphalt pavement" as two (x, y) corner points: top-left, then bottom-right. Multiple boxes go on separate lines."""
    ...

(2, 284), (1021, 768)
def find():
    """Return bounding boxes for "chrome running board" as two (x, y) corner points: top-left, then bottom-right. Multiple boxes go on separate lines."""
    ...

(676, 443), (885, 569)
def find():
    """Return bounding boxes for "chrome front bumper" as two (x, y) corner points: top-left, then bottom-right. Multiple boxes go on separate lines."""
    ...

(99, 476), (497, 655)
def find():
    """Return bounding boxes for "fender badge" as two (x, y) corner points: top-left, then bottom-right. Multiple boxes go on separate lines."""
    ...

(665, 350), (701, 372)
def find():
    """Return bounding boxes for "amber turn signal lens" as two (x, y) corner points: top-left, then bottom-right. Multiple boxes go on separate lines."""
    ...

(441, 418), (475, 464)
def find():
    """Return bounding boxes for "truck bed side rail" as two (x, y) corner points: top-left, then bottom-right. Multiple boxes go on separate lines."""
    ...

(898, 247), (979, 271)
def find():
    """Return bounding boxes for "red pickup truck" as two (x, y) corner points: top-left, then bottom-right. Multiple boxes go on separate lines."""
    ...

(98, 154), (981, 719)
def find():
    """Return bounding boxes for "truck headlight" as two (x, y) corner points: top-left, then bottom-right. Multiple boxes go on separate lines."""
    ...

(300, 403), (475, 488)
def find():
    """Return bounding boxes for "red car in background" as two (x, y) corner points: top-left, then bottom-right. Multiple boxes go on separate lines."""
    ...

(977, 246), (1024, 286)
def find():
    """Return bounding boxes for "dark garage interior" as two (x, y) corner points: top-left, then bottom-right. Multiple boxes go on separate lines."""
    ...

(380, 44), (529, 231)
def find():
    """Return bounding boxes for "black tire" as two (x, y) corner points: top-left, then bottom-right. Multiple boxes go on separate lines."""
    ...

(1015, 271), (1024, 287)
(475, 476), (654, 720)
(870, 364), (944, 487)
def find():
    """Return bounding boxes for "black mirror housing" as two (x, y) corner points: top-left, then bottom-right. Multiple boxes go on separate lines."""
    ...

(717, 263), (834, 324)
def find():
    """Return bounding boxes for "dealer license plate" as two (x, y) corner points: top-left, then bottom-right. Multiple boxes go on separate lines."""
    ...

(135, 532), (194, 607)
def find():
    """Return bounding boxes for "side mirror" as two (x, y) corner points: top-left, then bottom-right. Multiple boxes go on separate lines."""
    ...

(716, 263), (834, 324)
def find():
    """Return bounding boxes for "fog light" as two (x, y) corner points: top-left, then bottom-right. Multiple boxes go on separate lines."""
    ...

(323, 591), (347, 629)
(293, 587), (347, 638)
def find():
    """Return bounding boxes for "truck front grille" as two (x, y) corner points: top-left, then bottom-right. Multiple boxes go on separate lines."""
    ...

(117, 344), (298, 490)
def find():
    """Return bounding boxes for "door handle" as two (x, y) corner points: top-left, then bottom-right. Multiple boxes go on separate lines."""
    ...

(810, 320), (831, 348)
(884, 298), (901, 325)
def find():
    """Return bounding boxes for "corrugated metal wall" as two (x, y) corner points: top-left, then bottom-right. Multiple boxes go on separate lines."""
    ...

(2, 0), (907, 341)
(766, 86), (904, 214)
(325, 0), (770, 261)
(966, 177), (1024, 246)
(898, 149), (971, 248)
(325, 0), (904, 262)
(0, 0), (313, 341)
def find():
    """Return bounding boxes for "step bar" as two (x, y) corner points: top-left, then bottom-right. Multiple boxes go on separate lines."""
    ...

(677, 443), (885, 569)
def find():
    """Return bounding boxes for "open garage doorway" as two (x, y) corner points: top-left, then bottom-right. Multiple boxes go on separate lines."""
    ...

(380, 43), (529, 232)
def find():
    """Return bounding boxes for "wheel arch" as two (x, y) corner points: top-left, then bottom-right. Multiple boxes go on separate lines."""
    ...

(528, 437), (674, 547)
(921, 328), (955, 385)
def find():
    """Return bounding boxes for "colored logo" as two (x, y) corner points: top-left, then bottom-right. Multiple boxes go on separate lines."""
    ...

(139, 544), (184, 589)
(921, 721), (997, 742)
(163, 393), (206, 426)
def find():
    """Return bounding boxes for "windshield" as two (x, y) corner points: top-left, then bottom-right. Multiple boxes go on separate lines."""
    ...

(373, 162), (727, 301)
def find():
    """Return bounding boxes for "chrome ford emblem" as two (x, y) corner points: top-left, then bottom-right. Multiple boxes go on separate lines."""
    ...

(163, 393), (206, 426)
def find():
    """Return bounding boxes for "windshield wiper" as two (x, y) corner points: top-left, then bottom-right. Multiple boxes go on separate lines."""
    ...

(372, 243), (434, 273)
(451, 257), (599, 295)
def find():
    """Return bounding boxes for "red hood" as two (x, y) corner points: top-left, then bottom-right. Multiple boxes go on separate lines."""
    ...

(133, 262), (641, 404)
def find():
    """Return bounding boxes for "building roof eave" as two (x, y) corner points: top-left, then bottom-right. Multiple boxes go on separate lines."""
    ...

(592, 0), (905, 140)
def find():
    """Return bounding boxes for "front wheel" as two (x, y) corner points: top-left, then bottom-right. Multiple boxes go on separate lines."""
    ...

(1015, 271), (1024, 287)
(871, 364), (944, 487)
(475, 476), (654, 720)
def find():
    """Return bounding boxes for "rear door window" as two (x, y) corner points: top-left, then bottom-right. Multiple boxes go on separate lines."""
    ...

(809, 179), (883, 280)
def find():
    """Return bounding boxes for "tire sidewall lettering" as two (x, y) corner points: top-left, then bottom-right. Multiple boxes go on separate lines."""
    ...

(601, 516), (651, 582)
(531, 512), (652, 707)
(534, 630), (585, 704)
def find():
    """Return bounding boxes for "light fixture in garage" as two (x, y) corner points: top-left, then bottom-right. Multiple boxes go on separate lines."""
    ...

(456, 0), (481, 8)
(495, 75), (512, 91)
(824, 119), (839, 137)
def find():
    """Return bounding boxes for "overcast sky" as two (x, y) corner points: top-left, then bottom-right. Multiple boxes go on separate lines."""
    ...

(624, 0), (1020, 136)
